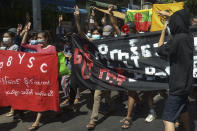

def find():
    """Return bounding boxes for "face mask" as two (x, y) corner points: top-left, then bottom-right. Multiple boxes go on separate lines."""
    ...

(30, 40), (38, 45)
(3, 37), (11, 44)
(86, 33), (91, 38)
(114, 35), (118, 37)
(92, 35), (100, 40)
(37, 39), (44, 43)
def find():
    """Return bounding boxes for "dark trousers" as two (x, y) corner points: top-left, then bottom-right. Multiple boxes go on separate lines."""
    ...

(69, 85), (77, 105)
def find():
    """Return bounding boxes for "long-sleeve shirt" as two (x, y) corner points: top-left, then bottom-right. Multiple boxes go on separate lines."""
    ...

(0, 44), (19, 51)
(157, 33), (194, 95)
(157, 9), (194, 96)
(21, 43), (56, 54)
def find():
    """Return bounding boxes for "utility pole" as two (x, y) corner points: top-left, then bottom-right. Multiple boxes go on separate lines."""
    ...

(141, 0), (144, 9)
(129, 0), (133, 9)
(32, 0), (41, 31)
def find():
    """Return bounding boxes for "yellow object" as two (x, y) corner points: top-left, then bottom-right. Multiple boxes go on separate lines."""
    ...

(94, 7), (125, 20)
(150, 2), (184, 32)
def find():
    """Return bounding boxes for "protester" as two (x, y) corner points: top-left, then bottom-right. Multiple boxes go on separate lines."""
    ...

(21, 22), (56, 130)
(107, 5), (142, 128)
(1, 30), (27, 122)
(73, 5), (114, 130)
(91, 8), (113, 37)
(107, 4), (160, 127)
(59, 36), (72, 106)
(22, 23), (56, 53)
(7, 27), (20, 46)
(74, 6), (102, 42)
(1, 2), (197, 131)
(157, 9), (194, 131)
(3, 25), (25, 120)
(59, 35), (81, 107)
(23, 30), (38, 53)
(103, 5), (137, 129)
(56, 14), (76, 39)
(1, 31), (19, 51)
(57, 14), (81, 106)
(7, 24), (25, 50)
(56, 7), (83, 113)
(0, 31), (19, 118)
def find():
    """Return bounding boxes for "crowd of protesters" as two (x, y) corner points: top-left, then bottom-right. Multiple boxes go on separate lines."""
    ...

(1, 2), (197, 131)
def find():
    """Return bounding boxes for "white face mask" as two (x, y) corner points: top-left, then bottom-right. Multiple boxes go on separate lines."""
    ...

(3, 37), (11, 44)
(37, 39), (45, 44)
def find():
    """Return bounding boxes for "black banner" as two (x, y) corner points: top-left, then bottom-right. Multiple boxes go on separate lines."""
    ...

(71, 26), (197, 91)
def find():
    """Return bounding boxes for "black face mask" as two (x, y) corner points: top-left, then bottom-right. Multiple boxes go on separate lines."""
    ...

(168, 9), (191, 35)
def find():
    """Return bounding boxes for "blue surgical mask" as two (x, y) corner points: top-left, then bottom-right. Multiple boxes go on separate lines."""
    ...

(37, 39), (44, 43)
(92, 35), (100, 40)
(30, 40), (38, 45)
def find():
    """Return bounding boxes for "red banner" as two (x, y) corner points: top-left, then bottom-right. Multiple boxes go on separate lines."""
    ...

(0, 50), (59, 112)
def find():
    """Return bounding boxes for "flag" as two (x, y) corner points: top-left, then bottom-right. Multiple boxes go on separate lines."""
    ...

(125, 9), (152, 32)
(150, 2), (184, 32)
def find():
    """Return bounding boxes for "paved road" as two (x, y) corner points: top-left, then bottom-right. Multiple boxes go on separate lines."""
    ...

(0, 90), (196, 131)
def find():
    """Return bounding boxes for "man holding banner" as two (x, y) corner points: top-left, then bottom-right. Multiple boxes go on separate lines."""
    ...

(157, 8), (193, 131)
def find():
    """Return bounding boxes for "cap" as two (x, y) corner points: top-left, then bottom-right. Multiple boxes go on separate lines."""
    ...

(8, 28), (17, 34)
(103, 25), (113, 36)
